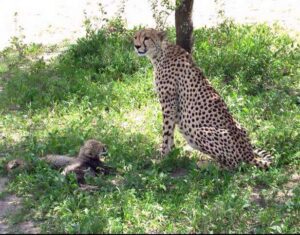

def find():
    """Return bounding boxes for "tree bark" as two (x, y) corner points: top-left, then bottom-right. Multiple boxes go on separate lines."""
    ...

(175, 0), (194, 53)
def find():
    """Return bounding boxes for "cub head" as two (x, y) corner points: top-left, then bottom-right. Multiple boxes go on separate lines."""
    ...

(6, 159), (27, 173)
(133, 28), (166, 58)
(79, 139), (108, 160)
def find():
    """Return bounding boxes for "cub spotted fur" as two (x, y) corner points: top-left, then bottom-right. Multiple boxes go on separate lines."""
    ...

(44, 139), (113, 183)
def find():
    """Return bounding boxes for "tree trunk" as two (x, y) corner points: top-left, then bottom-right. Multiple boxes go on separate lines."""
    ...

(175, 0), (194, 53)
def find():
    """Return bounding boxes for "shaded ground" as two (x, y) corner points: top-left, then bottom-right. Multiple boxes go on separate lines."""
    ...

(250, 172), (300, 207)
(0, 15), (299, 233)
(0, 177), (40, 234)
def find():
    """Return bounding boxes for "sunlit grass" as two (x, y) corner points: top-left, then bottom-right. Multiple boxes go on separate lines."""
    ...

(0, 20), (299, 233)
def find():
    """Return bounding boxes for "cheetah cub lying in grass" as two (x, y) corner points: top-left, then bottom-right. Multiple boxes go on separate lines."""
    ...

(133, 28), (273, 170)
(44, 139), (114, 184)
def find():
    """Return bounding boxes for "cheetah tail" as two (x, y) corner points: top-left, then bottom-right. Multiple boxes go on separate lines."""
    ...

(249, 148), (273, 170)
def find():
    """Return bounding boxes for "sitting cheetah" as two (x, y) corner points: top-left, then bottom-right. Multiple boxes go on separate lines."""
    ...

(43, 139), (114, 183)
(133, 28), (273, 170)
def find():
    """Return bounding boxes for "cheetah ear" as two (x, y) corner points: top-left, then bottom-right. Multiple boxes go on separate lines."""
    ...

(157, 31), (167, 41)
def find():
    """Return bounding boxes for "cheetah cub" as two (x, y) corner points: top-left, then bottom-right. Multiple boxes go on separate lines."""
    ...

(44, 139), (113, 183)
(133, 28), (273, 170)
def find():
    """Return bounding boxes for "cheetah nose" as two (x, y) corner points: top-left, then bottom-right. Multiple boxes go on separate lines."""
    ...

(135, 45), (141, 49)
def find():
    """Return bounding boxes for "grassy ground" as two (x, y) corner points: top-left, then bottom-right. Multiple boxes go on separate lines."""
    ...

(0, 20), (299, 233)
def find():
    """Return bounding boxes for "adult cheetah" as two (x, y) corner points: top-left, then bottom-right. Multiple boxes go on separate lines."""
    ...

(133, 28), (273, 170)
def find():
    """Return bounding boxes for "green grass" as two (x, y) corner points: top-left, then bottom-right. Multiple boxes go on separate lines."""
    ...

(0, 20), (299, 233)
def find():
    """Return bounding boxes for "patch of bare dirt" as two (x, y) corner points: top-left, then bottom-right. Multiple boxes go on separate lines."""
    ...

(0, 177), (40, 234)
(275, 173), (300, 203)
(249, 185), (267, 208)
(250, 172), (300, 206)
(170, 167), (188, 178)
(14, 221), (41, 234)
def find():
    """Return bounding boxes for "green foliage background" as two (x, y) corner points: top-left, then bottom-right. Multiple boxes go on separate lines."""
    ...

(0, 19), (299, 233)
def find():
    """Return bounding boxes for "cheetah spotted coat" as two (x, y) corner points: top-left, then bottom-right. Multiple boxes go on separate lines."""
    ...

(133, 28), (272, 169)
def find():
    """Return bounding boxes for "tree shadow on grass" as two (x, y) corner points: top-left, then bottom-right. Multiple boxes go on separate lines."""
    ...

(0, 110), (243, 233)
(0, 115), (235, 189)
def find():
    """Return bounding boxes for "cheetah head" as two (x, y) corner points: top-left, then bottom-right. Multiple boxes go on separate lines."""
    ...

(133, 28), (166, 58)
(78, 139), (108, 160)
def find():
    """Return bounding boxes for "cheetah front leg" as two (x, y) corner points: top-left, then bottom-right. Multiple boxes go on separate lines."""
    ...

(159, 99), (177, 157)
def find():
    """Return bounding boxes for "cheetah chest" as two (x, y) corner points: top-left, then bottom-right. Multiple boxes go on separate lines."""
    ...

(155, 65), (231, 132)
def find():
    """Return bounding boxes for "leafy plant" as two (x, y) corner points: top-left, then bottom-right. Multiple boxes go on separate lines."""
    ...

(0, 19), (299, 233)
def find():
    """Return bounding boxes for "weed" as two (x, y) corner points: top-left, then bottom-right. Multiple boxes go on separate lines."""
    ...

(0, 19), (299, 233)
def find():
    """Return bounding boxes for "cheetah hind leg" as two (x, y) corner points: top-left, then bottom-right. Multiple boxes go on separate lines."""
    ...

(187, 127), (239, 170)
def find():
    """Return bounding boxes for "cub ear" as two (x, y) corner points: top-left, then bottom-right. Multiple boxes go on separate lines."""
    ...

(157, 31), (167, 41)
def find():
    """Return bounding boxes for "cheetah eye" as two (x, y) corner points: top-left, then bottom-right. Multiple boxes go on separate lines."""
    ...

(134, 36), (137, 40)
(144, 36), (150, 41)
